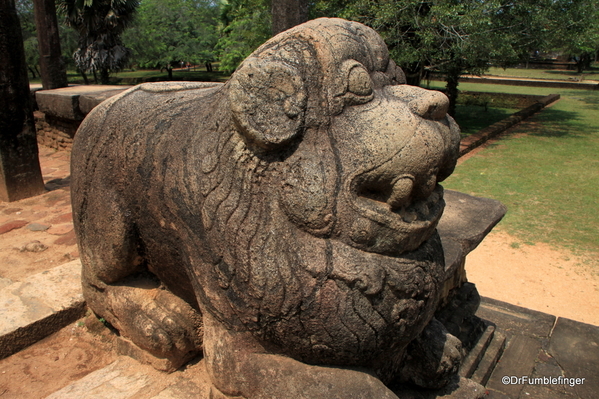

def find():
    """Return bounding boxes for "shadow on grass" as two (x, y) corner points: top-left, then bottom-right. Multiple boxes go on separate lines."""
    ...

(560, 90), (599, 106)
(454, 105), (516, 136)
(521, 107), (584, 138)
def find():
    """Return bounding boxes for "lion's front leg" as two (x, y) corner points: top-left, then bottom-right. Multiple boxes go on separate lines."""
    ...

(202, 312), (400, 399)
(76, 188), (202, 370)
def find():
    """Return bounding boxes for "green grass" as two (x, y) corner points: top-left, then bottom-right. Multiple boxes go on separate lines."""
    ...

(482, 66), (599, 81)
(436, 81), (599, 258)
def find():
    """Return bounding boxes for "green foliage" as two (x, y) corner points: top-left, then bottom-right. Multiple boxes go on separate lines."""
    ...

(314, 0), (513, 79)
(549, 0), (599, 72)
(16, 0), (40, 76)
(122, 0), (219, 69)
(216, 0), (271, 73)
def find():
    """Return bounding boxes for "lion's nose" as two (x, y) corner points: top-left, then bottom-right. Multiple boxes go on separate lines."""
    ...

(387, 85), (449, 120)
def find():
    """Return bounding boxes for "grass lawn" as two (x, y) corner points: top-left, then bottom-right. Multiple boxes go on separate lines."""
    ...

(431, 81), (599, 259)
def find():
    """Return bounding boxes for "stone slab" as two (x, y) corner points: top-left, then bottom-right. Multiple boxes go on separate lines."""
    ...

(437, 191), (506, 296)
(0, 260), (86, 359)
(79, 88), (130, 114)
(477, 297), (556, 339)
(35, 85), (132, 121)
(470, 329), (505, 386)
(486, 333), (542, 398)
(45, 356), (212, 399)
(438, 190), (507, 256)
(460, 325), (495, 379)
(548, 317), (599, 399)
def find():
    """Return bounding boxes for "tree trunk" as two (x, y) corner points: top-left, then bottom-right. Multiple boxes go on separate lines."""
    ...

(78, 69), (90, 85)
(100, 68), (110, 85)
(0, 0), (46, 201)
(445, 69), (461, 118)
(271, 0), (308, 36)
(33, 0), (67, 89)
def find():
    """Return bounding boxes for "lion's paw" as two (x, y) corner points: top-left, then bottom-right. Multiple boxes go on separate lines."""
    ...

(106, 283), (202, 361)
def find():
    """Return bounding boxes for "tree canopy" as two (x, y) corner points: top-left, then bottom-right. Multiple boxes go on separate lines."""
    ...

(22, 0), (599, 86)
(216, 0), (271, 73)
(122, 0), (219, 69)
(57, 0), (139, 83)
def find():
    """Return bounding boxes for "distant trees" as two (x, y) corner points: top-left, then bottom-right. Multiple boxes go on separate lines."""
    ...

(122, 0), (219, 71)
(19, 0), (599, 87)
(216, 0), (271, 73)
(57, 0), (139, 84)
(549, 0), (599, 73)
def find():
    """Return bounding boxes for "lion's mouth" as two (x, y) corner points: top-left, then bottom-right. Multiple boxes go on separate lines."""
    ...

(344, 177), (445, 255)
(355, 182), (444, 225)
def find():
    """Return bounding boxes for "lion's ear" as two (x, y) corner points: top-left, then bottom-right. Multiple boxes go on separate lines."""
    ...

(229, 57), (307, 150)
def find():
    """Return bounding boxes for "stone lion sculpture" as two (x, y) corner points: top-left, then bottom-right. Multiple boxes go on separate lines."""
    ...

(72, 18), (478, 398)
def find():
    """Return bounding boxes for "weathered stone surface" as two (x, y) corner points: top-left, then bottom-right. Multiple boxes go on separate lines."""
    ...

(44, 356), (213, 399)
(35, 85), (131, 121)
(548, 318), (599, 399)
(44, 357), (155, 399)
(79, 88), (130, 115)
(71, 18), (496, 398)
(437, 190), (506, 256)
(0, 260), (86, 359)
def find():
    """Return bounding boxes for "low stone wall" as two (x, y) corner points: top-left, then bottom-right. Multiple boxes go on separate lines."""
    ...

(34, 111), (79, 151)
(32, 85), (131, 152)
(459, 94), (560, 156)
(458, 76), (598, 90)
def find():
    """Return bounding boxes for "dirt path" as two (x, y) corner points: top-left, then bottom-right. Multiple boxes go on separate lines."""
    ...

(466, 229), (599, 326)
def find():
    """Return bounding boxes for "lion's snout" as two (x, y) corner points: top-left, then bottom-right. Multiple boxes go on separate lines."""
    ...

(386, 85), (450, 121)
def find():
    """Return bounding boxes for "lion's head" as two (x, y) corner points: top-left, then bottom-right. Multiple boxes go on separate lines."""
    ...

(193, 18), (460, 381)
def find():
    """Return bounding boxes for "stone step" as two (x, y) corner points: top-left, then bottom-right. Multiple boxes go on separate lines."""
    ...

(470, 329), (506, 386)
(44, 356), (213, 399)
(0, 260), (86, 359)
(460, 323), (496, 379)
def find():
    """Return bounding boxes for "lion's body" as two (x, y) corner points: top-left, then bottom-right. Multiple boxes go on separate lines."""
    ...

(72, 18), (466, 398)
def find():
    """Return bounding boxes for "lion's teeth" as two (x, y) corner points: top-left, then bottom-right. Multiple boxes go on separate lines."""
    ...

(399, 207), (417, 223)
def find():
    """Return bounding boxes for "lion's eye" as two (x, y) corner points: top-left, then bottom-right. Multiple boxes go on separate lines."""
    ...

(348, 66), (373, 96)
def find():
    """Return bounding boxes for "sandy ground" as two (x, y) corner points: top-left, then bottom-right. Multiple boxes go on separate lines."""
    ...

(465, 229), (599, 326)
